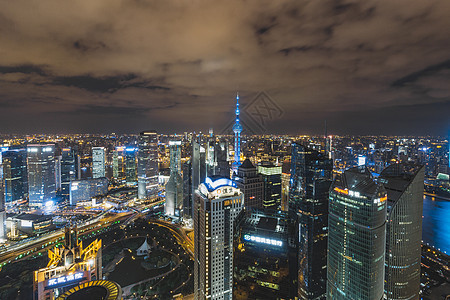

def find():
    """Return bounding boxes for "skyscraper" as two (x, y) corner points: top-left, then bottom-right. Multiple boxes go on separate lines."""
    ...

(379, 163), (424, 300)
(125, 147), (137, 185)
(206, 138), (230, 178)
(27, 144), (56, 207)
(233, 159), (264, 209)
(191, 139), (206, 215)
(232, 93), (242, 172)
(183, 159), (193, 219)
(2, 148), (28, 206)
(165, 141), (183, 217)
(233, 208), (296, 299)
(92, 147), (106, 178)
(194, 177), (243, 300)
(327, 166), (387, 300)
(289, 144), (332, 300)
(0, 151), (6, 241)
(60, 148), (77, 201)
(258, 162), (282, 210)
(137, 131), (158, 199)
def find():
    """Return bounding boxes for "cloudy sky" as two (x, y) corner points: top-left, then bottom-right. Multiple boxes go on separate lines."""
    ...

(0, 0), (449, 135)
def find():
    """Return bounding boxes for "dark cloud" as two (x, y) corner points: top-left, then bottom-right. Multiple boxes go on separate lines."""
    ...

(0, 0), (449, 135)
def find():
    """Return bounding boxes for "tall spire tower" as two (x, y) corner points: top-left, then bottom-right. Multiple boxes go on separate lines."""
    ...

(232, 93), (243, 172)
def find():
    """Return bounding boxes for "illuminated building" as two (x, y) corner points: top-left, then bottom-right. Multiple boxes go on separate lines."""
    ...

(6, 213), (53, 235)
(206, 138), (229, 178)
(165, 141), (183, 217)
(232, 93), (242, 172)
(281, 173), (290, 212)
(33, 226), (102, 300)
(183, 159), (192, 219)
(379, 163), (424, 300)
(233, 159), (264, 209)
(69, 178), (108, 206)
(137, 131), (158, 199)
(112, 146), (126, 183)
(289, 143), (332, 300)
(191, 139), (206, 216)
(194, 177), (243, 300)
(60, 148), (77, 201)
(233, 208), (296, 299)
(125, 147), (137, 185)
(92, 147), (106, 179)
(1, 148), (28, 206)
(27, 144), (56, 207)
(258, 162), (282, 210)
(327, 166), (387, 300)
(56, 280), (122, 300)
(0, 153), (5, 241)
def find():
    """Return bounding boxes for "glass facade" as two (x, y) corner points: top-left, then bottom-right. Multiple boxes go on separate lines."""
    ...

(258, 163), (282, 210)
(60, 148), (77, 201)
(233, 208), (296, 300)
(327, 166), (387, 300)
(1, 148), (28, 205)
(27, 144), (56, 207)
(92, 147), (105, 179)
(380, 163), (424, 300)
(289, 143), (332, 300)
(234, 159), (264, 209)
(125, 147), (137, 185)
(137, 131), (158, 199)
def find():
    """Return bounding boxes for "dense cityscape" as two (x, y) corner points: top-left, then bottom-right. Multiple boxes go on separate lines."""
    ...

(1, 1), (450, 299)
(0, 94), (449, 299)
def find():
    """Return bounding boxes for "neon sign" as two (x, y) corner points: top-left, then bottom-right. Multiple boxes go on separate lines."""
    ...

(244, 234), (282, 247)
(47, 272), (83, 287)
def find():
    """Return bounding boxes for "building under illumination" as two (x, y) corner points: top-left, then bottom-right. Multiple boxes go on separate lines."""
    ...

(1, 148), (28, 206)
(27, 144), (56, 207)
(380, 163), (424, 300)
(0, 153), (6, 241)
(194, 177), (243, 300)
(327, 166), (387, 300)
(33, 226), (102, 300)
(233, 159), (264, 209)
(125, 147), (137, 185)
(137, 131), (158, 199)
(69, 178), (108, 206)
(92, 147), (106, 179)
(258, 162), (282, 210)
(233, 208), (296, 299)
(165, 141), (183, 217)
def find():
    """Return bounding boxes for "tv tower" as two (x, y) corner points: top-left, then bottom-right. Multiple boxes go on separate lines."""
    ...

(232, 93), (242, 172)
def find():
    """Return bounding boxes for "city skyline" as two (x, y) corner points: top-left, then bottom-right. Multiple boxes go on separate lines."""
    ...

(0, 1), (449, 135)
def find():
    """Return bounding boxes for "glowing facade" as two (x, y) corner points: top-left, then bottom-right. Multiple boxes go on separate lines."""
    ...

(232, 93), (242, 172)
(137, 131), (159, 199)
(27, 144), (56, 207)
(92, 147), (106, 179)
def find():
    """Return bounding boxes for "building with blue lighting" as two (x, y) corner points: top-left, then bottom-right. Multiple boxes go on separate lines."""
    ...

(233, 208), (296, 300)
(1, 148), (28, 206)
(92, 147), (106, 179)
(232, 93), (242, 173)
(165, 141), (183, 217)
(194, 176), (243, 300)
(137, 131), (158, 199)
(125, 147), (138, 185)
(27, 144), (56, 208)
(60, 148), (78, 201)
(327, 166), (387, 300)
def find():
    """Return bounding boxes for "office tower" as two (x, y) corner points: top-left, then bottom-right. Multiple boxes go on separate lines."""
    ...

(165, 141), (183, 217)
(1, 148), (28, 206)
(69, 178), (109, 206)
(92, 147), (106, 178)
(112, 150), (119, 179)
(191, 139), (206, 214)
(125, 147), (137, 185)
(327, 166), (387, 300)
(233, 208), (296, 299)
(233, 159), (264, 209)
(194, 177), (243, 300)
(326, 135), (333, 160)
(281, 172), (290, 211)
(258, 162), (282, 210)
(183, 159), (192, 219)
(289, 144), (332, 300)
(379, 163), (425, 300)
(232, 93), (242, 172)
(60, 148), (77, 201)
(206, 138), (230, 178)
(137, 131), (158, 199)
(55, 155), (61, 191)
(0, 152), (6, 241)
(27, 144), (56, 207)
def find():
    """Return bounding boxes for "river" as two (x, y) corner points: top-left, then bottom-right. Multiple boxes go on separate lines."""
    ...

(422, 195), (450, 255)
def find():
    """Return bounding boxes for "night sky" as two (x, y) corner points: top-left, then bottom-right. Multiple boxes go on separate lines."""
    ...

(0, 1), (449, 135)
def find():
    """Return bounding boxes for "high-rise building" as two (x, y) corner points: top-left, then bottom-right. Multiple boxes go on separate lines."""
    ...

(137, 131), (158, 199)
(232, 93), (242, 172)
(233, 159), (264, 209)
(92, 147), (106, 179)
(327, 166), (387, 300)
(289, 144), (332, 300)
(125, 147), (137, 185)
(379, 163), (424, 300)
(69, 178), (109, 206)
(60, 148), (77, 201)
(191, 139), (206, 215)
(233, 208), (296, 299)
(194, 177), (243, 300)
(27, 144), (56, 207)
(0, 152), (6, 241)
(1, 148), (28, 206)
(258, 162), (282, 210)
(165, 141), (183, 217)
(206, 138), (229, 178)
(183, 159), (193, 219)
